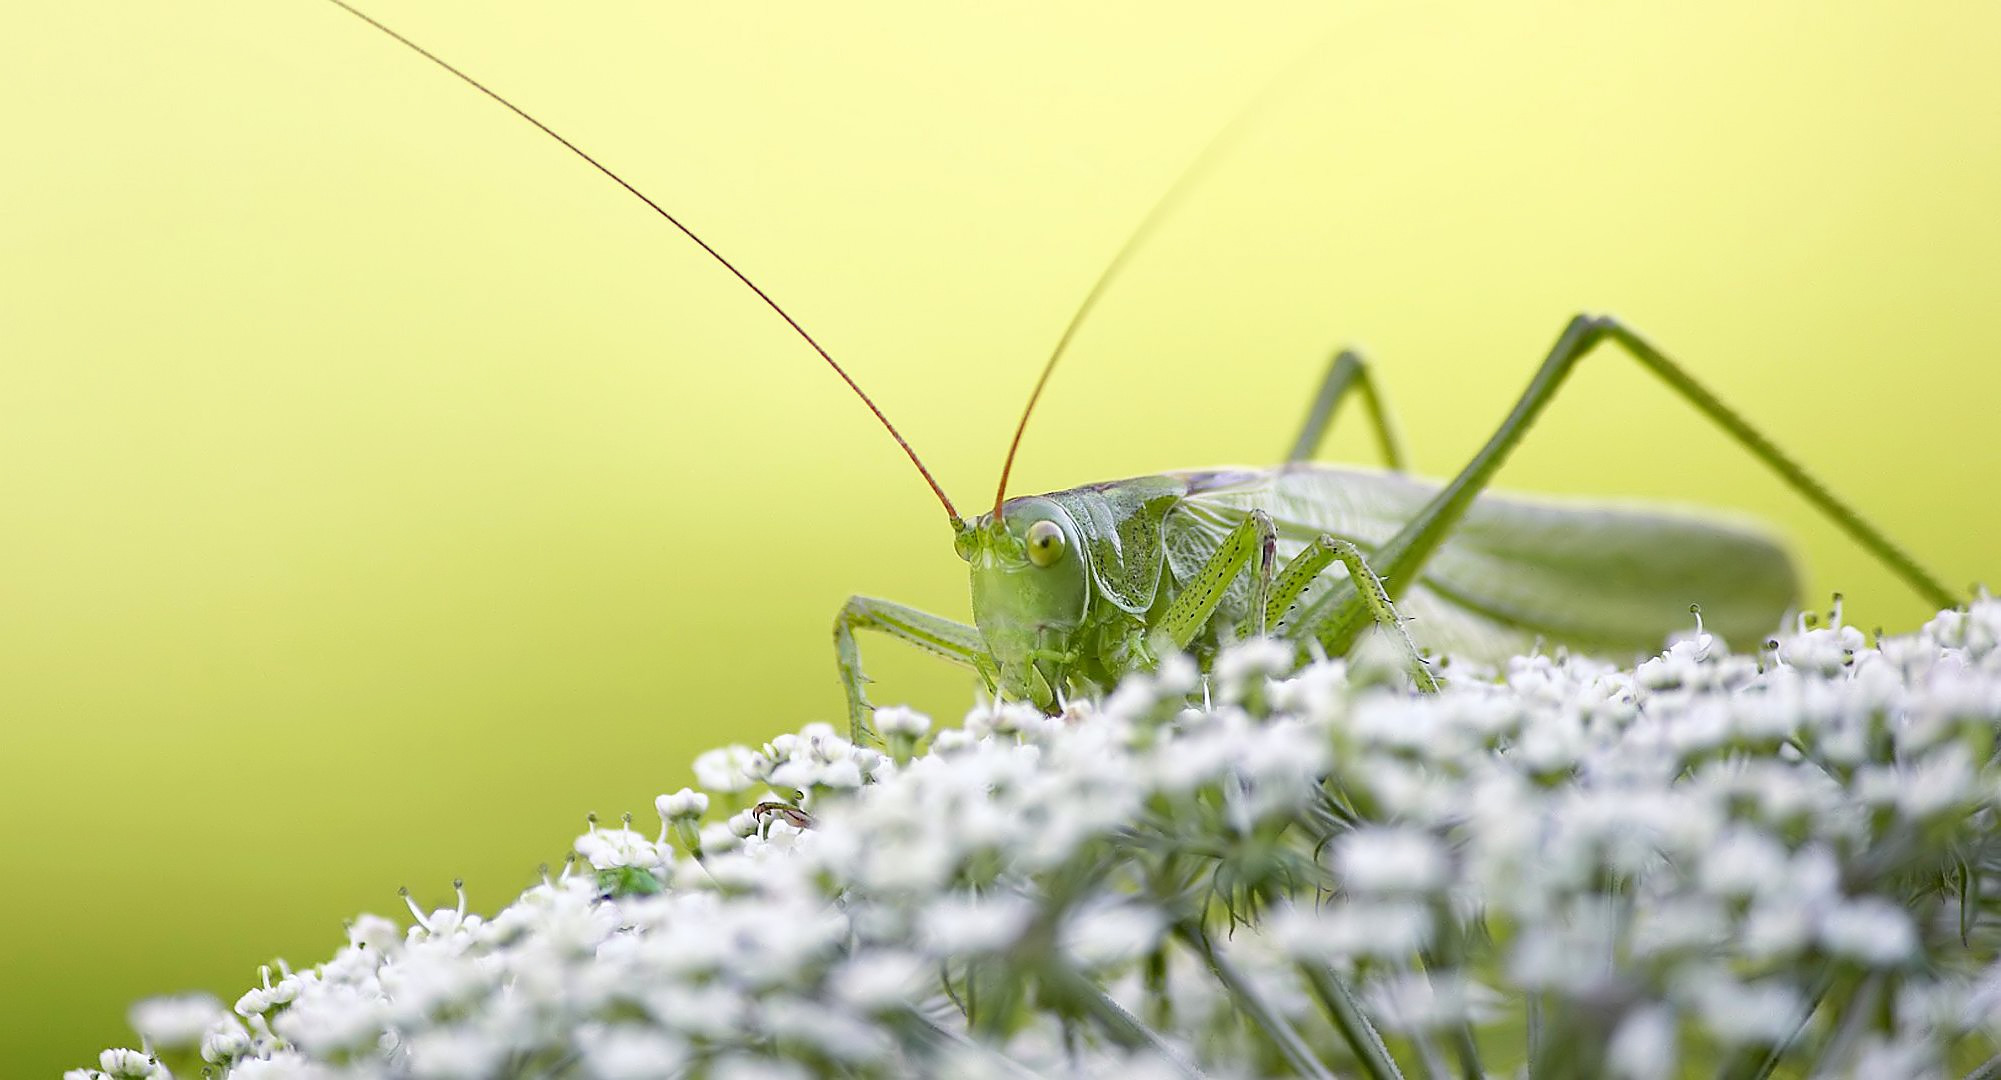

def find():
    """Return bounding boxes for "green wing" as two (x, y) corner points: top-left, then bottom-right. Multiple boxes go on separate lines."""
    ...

(1410, 486), (1799, 658)
(1165, 467), (1800, 662)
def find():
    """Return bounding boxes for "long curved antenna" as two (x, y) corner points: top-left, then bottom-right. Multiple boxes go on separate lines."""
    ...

(991, 30), (1351, 521)
(319, 0), (961, 524)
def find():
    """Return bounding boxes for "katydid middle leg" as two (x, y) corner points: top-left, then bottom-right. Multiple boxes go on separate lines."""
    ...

(1284, 348), (1409, 470)
(834, 596), (994, 743)
(1316, 314), (1958, 658)
(1268, 535), (1438, 692)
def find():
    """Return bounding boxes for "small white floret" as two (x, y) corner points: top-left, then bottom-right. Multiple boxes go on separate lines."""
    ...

(829, 951), (928, 1013)
(199, 1019), (252, 1065)
(1697, 826), (1789, 899)
(1269, 900), (1433, 963)
(692, 744), (758, 792)
(1820, 896), (1919, 967)
(96, 1049), (154, 1079)
(345, 913), (401, 954)
(578, 1025), (690, 1080)
(129, 993), (225, 1052)
(1331, 826), (1450, 894)
(874, 705), (931, 738)
(1061, 901), (1167, 969)
(656, 787), (710, 823)
(1606, 1005), (1677, 1080)
(403, 1026), (508, 1080)
(574, 826), (668, 873)
(1682, 970), (1806, 1046)
(919, 892), (1035, 955)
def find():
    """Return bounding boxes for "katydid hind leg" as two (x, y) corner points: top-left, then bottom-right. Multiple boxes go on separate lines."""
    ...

(1317, 313), (1957, 659)
(1283, 348), (1409, 470)
(834, 597), (994, 744)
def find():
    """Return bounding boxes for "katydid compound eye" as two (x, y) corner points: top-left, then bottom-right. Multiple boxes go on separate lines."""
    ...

(1026, 519), (1066, 567)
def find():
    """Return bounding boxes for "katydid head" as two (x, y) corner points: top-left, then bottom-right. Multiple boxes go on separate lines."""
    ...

(957, 499), (1091, 710)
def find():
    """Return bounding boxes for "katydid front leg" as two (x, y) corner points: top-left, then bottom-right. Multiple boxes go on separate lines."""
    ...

(1145, 510), (1278, 658)
(834, 597), (994, 744)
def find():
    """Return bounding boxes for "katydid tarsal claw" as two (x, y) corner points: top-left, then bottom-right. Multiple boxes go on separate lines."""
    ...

(325, 0), (1961, 746)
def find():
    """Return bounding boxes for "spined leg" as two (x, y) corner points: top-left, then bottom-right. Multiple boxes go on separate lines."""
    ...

(834, 596), (993, 744)
(1317, 314), (1958, 658)
(1267, 535), (1437, 692)
(1284, 348), (1408, 470)
(1146, 510), (1278, 658)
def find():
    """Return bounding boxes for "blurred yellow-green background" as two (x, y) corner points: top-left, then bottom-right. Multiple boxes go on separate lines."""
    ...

(3, 0), (1996, 1071)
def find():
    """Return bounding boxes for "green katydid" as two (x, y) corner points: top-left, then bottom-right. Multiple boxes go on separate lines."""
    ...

(846, 314), (1956, 736)
(324, 0), (1959, 745)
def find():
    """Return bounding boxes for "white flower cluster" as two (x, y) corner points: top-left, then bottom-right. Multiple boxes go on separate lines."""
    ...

(76, 599), (2001, 1079)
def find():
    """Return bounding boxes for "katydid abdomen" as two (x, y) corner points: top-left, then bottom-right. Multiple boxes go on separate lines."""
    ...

(1156, 464), (1797, 665)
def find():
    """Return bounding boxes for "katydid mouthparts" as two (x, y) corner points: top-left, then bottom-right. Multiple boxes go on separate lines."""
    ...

(321, 0), (1960, 745)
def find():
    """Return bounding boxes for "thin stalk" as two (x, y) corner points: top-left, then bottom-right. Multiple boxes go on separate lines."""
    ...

(1145, 945), (1173, 1030)
(1446, 1023), (1484, 1080)
(938, 962), (969, 1020)
(1742, 967), (1837, 1080)
(893, 1007), (1044, 1080)
(1807, 973), (1884, 1078)
(1423, 907), (1486, 1080)
(1409, 1028), (1453, 1080)
(1298, 962), (1406, 1080)
(1177, 922), (1336, 1080)
(1042, 962), (1207, 1079)
(1526, 994), (1543, 1071)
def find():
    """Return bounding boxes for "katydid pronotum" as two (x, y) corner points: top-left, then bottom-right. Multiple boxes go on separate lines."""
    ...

(324, 0), (1959, 746)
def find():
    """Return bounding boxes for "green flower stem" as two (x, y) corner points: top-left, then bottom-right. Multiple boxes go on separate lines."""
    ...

(1176, 921), (1335, 1080)
(1424, 909), (1485, 1080)
(1526, 993), (1543, 1070)
(1965, 1053), (2001, 1080)
(893, 1008), (1043, 1079)
(1741, 967), (1837, 1080)
(1298, 961), (1406, 1080)
(1446, 1019), (1484, 1080)
(1806, 972), (1884, 1078)
(1041, 961), (1207, 1079)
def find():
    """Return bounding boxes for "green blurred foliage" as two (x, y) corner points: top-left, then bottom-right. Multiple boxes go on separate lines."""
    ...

(2, 0), (1996, 1072)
